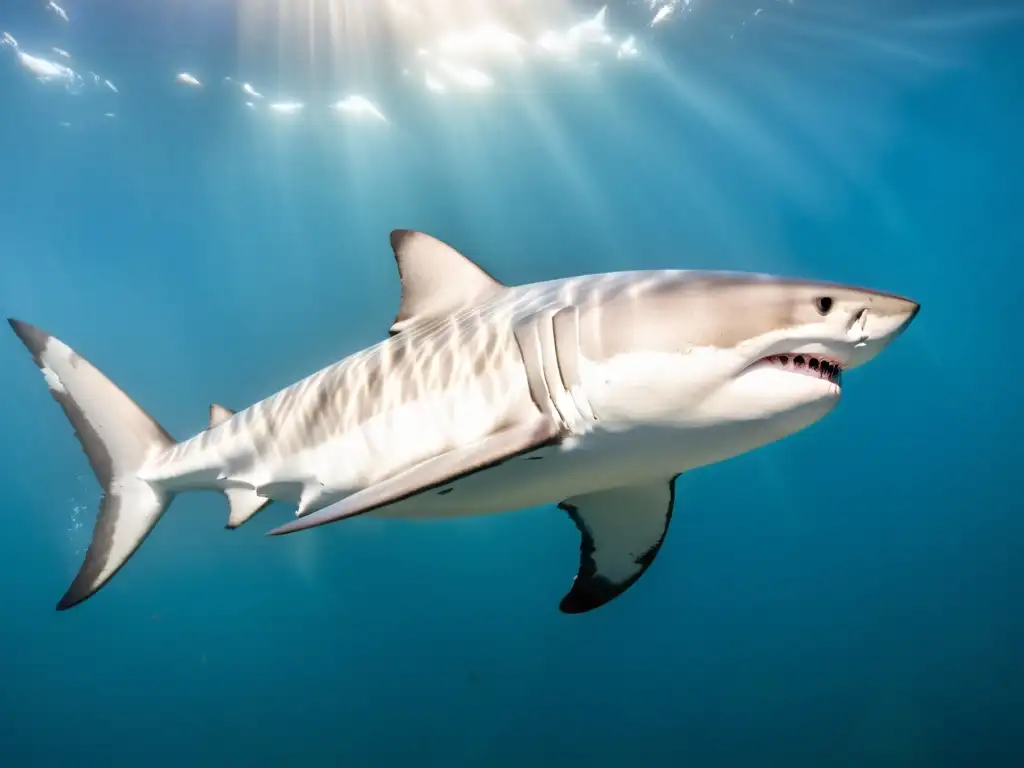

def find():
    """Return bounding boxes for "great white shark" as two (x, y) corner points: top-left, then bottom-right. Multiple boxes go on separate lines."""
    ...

(8, 229), (920, 613)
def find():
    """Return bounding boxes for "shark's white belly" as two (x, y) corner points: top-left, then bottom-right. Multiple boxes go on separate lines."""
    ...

(368, 396), (831, 521)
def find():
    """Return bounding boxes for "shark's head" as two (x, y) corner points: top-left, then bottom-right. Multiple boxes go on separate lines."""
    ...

(578, 271), (920, 451)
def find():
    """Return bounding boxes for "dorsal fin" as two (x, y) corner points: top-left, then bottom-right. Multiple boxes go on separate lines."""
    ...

(388, 229), (506, 335)
(208, 403), (234, 429)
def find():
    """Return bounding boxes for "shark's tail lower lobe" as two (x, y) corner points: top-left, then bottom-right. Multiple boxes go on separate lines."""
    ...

(8, 319), (176, 611)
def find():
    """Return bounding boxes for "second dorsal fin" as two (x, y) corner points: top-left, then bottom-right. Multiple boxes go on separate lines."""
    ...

(388, 230), (506, 335)
(208, 403), (234, 429)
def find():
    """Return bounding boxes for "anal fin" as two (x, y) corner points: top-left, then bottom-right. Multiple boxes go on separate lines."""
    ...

(558, 476), (678, 614)
(267, 416), (562, 536)
(224, 487), (272, 529)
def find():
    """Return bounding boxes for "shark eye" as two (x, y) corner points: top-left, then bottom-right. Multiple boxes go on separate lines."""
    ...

(815, 296), (834, 315)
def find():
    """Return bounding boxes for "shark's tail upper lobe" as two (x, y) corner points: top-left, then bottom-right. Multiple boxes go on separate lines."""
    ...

(8, 319), (175, 610)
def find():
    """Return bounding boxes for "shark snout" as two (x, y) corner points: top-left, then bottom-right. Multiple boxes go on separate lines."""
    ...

(846, 293), (920, 369)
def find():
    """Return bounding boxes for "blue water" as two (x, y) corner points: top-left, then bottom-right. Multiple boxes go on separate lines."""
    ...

(1, 0), (1022, 765)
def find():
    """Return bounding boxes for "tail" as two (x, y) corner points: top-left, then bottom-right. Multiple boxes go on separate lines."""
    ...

(8, 319), (175, 611)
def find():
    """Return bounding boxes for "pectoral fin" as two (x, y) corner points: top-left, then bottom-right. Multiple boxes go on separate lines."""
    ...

(267, 416), (562, 536)
(558, 476), (678, 614)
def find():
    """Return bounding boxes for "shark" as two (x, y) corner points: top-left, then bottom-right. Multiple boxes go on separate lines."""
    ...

(8, 229), (920, 614)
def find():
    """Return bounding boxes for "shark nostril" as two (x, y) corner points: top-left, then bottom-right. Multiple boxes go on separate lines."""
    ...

(848, 308), (868, 333)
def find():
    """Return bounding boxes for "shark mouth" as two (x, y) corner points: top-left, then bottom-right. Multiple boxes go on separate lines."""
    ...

(759, 353), (843, 385)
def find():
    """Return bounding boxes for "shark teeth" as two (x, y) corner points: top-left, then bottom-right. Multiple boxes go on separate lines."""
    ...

(762, 353), (843, 385)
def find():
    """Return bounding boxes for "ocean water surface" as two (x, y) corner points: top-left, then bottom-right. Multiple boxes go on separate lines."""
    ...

(0, 0), (1022, 765)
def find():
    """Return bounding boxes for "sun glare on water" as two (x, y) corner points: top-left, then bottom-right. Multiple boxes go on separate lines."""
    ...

(230, 0), (661, 109)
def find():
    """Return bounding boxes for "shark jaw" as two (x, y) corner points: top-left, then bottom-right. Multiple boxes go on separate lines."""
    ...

(753, 353), (844, 386)
(705, 349), (846, 437)
(734, 348), (845, 415)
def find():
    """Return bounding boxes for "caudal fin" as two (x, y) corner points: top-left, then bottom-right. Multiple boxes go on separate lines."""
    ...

(8, 319), (175, 611)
